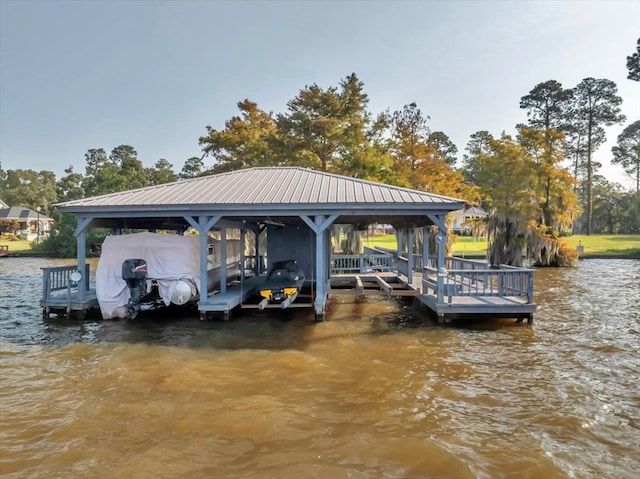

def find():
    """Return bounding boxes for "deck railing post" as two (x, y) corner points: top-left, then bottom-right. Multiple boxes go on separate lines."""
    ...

(437, 267), (446, 304)
(77, 227), (86, 302)
(42, 268), (50, 301)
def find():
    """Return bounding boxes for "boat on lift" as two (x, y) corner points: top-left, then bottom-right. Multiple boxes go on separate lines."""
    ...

(258, 260), (305, 310)
(96, 232), (240, 319)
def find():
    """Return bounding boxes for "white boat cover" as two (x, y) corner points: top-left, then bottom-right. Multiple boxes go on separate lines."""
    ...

(96, 232), (200, 319)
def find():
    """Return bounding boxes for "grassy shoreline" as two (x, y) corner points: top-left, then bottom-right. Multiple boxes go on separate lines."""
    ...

(364, 234), (640, 259)
(2, 234), (639, 259)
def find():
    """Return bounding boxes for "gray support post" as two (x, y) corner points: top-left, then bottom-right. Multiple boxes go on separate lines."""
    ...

(407, 228), (414, 285)
(423, 226), (430, 269)
(240, 228), (246, 279)
(314, 216), (325, 319)
(324, 228), (331, 293)
(195, 215), (221, 307)
(75, 217), (92, 302)
(76, 229), (86, 301)
(397, 229), (404, 259)
(435, 231), (447, 307)
(300, 214), (338, 321)
(437, 231), (446, 271)
(220, 228), (227, 293)
(437, 265), (446, 306)
(253, 225), (266, 274)
(198, 222), (209, 304)
(253, 228), (260, 275)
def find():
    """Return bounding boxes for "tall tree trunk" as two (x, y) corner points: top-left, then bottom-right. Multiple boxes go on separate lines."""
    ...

(586, 114), (593, 235)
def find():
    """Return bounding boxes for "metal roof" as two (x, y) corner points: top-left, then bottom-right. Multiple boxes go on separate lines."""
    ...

(0, 206), (53, 221)
(59, 167), (463, 207)
(57, 167), (466, 229)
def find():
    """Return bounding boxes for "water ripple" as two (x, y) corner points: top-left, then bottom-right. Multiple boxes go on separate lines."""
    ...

(0, 258), (639, 478)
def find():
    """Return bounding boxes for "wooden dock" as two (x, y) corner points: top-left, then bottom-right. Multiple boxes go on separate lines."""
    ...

(330, 272), (419, 298)
(40, 264), (98, 319)
(331, 254), (537, 324)
(41, 255), (537, 324)
(417, 257), (536, 323)
(198, 276), (266, 320)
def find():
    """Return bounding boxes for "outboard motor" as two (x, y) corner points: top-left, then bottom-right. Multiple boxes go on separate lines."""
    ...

(122, 258), (148, 319)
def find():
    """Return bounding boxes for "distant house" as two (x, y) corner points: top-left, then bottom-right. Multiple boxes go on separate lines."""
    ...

(451, 206), (488, 235)
(0, 204), (54, 240)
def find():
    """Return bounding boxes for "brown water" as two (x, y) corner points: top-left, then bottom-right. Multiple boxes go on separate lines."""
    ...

(1, 258), (639, 479)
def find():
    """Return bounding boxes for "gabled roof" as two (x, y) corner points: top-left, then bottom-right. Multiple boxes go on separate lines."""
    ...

(463, 206), (488, 217)
(0, 206), (53, 222)
(57, 167), (466, 229)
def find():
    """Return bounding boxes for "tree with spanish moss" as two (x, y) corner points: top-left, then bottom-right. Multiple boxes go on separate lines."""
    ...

(475, 133), (578, 267)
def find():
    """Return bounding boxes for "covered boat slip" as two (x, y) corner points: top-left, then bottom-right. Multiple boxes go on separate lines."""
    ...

(44, 167), (537, 322)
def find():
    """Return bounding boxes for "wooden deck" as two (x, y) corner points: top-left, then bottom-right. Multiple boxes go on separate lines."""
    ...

(40, 291), (99, 319)
(199, 276), (265, 319)
(330, 272), (419, 297)
(192, 275), (315, 319)
(331, 254), (537, 324)
(417, 294), (536, 322)
(40, 264), (98, 319)
(41, 255), (537, 324)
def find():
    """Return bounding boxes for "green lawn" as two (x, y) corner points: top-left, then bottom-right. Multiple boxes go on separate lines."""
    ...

(3, 233), (639, 258)
(364, 233), (640, 258)
(560, 234), (640, 257)
(0, 237), (33, 253)
(363, 234), (488, 255)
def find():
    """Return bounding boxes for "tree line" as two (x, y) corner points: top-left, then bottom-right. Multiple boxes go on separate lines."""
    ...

(1, 41), (639, 264)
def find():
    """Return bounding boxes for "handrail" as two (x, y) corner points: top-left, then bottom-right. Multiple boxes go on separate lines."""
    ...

(422, 264), (534, 304)
(41, 265), (90, 301)
(331, 251), (533, 304)
(331, 253), (394, 274)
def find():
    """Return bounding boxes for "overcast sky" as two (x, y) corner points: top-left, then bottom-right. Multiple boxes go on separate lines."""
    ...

(1, 0), (639, 189)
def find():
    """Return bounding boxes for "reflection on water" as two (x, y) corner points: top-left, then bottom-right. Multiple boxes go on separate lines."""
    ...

(1, 258), (639, 478)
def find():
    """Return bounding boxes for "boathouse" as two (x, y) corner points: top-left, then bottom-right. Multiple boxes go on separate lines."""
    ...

(42, 167), (537, 322)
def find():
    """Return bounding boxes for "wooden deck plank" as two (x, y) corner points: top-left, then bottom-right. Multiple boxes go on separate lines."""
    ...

(418, 293), (536, 317)
(40, 291), (99, 318)
(354, 275), (364, 296)
(198, 276), (265, 312)
(330, 271), (536, 321)
(374, 275), (393, 294)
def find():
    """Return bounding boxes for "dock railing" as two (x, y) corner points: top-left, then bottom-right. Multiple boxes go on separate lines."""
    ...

(331, 251), (394, 275)
(42, 264), (91, 303)
(421, 258), (534, 304)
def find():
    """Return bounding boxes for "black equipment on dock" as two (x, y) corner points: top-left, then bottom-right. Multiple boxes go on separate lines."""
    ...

(122, 258), (148, 319)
